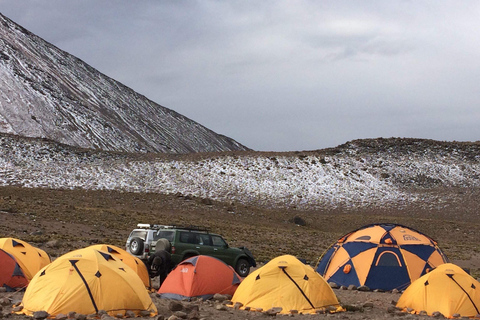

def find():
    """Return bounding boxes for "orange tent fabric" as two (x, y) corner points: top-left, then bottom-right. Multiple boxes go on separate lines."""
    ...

(19, 247), (157, 317)
(87, 244), (151, 289)
(397, 263), (480, 318)
(316, 224), (448, 291)
(0, 238), (51, 281)
(158, 255), (242, 300)
(0, 248), (29, 290)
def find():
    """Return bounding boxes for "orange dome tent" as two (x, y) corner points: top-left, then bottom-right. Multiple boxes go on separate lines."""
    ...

(0, 248), (29, 290)
(158, 255), (242, 300)
(87, 244), (151, 289)
(230, 255), (342, 315)
(397, 263), (480, 318)
(19, 247), (157, 317)
(0, 238), (51, 282)
(316, 223), (448, 291)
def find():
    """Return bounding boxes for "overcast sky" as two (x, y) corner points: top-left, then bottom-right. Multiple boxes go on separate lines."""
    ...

(1, 1), (479, 151)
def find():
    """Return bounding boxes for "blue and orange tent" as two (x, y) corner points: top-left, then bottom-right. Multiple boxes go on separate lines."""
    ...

(316, 223), (448, 291)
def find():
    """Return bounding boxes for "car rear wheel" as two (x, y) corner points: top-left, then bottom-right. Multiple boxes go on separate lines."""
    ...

(235, 258), (251, 277)
(129, 237), (144, 255)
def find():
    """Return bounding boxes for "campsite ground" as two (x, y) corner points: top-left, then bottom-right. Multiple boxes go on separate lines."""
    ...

(1, 185), (480, 319)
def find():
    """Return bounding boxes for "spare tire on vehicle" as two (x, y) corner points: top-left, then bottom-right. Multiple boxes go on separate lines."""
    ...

(155, 238), (171, 253)
(129, 237), (144, 255)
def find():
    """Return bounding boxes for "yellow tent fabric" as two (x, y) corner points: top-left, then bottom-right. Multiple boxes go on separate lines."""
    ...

(0, 237), (51, 281)
(87, 244), (151, 289)
(20, 247), (157, 317)
(397, 263), (480, 318)
(230, 255), (342, 315)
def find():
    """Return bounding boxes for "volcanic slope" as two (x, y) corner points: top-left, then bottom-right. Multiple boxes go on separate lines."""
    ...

(0, 13), (248, 154)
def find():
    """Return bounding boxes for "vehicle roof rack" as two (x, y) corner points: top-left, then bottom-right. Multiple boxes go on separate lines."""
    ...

(136, 223), (209, 232)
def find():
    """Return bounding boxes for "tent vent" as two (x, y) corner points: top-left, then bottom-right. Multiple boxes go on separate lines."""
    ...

(95, 271), (102, 278)
(472, 284), (476, 289)
(424, 280), (429, 286)
(119, 267), (126, 272)
(304, 275), (309, 281)
(40, 270), (46, 276)
(255, 275), (260, 280)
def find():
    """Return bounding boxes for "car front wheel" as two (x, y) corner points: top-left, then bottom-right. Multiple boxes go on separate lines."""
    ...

(235, 258), (251, 277)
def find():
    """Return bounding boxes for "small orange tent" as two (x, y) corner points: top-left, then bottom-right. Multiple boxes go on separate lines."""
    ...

(231, 255), (342, 315)
(158, 255), (242, 300)
(397, 263), (480, 318)
(87, 244), (151, 289)
(19, 247), (157, 317)
(0, 238), (51, 281)
(0, 248), (29, 290)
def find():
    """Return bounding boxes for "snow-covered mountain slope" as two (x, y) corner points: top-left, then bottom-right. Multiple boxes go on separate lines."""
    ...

(0, 13), (248, 154)
(2, 134), (479, 210)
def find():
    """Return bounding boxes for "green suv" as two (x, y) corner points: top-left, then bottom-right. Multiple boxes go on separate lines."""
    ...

(125, 224), (256, 277)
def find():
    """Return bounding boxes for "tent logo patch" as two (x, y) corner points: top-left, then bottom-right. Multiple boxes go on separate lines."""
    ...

(403, 234), (420, 241)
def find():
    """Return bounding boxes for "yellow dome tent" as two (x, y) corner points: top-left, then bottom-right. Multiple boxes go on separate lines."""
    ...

(19, 247), (157, 317)
(396, 263), (480, 318)
(0, 237), (51, 281)
(230, 255), (342, 315)
(87, 244), (151, 289)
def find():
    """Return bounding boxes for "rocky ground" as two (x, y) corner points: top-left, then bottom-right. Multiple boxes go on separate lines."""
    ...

(1, 185), (480, 319)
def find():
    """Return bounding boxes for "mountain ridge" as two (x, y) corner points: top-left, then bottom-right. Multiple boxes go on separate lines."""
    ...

(0, 13), (248, 154)
(2, 132), (479, 211)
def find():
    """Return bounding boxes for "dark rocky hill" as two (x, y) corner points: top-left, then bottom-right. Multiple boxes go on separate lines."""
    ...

(0, 13), (248, 154)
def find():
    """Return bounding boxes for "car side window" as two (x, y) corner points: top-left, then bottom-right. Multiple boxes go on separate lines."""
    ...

(211, 235), (227, 247)
(155, 230), (174, 241)
(199, 234), (212, 246)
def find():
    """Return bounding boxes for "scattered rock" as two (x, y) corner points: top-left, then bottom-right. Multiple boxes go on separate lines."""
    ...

(419, 310), (428, 316)
(139, 310), (152, 317)
(452, 314), (461, 318)
(168, 301), (184, 312)
(12, 305), (23, 312)
(214, 305), (228, 311)
(363, 302), (374, 308)
(265, 307), (282, 315)
(67, 311), (76, 318)
(340, 285), (348, 290)
(55, 314), (68, 320)
(391, 289), (400, 294)
(172, 311), (187, 319)
(33, 311), (49, 320)
(292, 216), (306, 226)
(75, 314), (86, 320)
(212, 294), (228, 302)
(124, 311), (135, 318)
(432, 311), (445, 318)
(233, 302), (243, 310)
(347, 284), (357, 291)
(0, 288), (6, 293)
(328, 282), (339, 289)
(342, 304), (363, 312)
(357, 285), (370, 291)
(45, 240), (60, 248)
